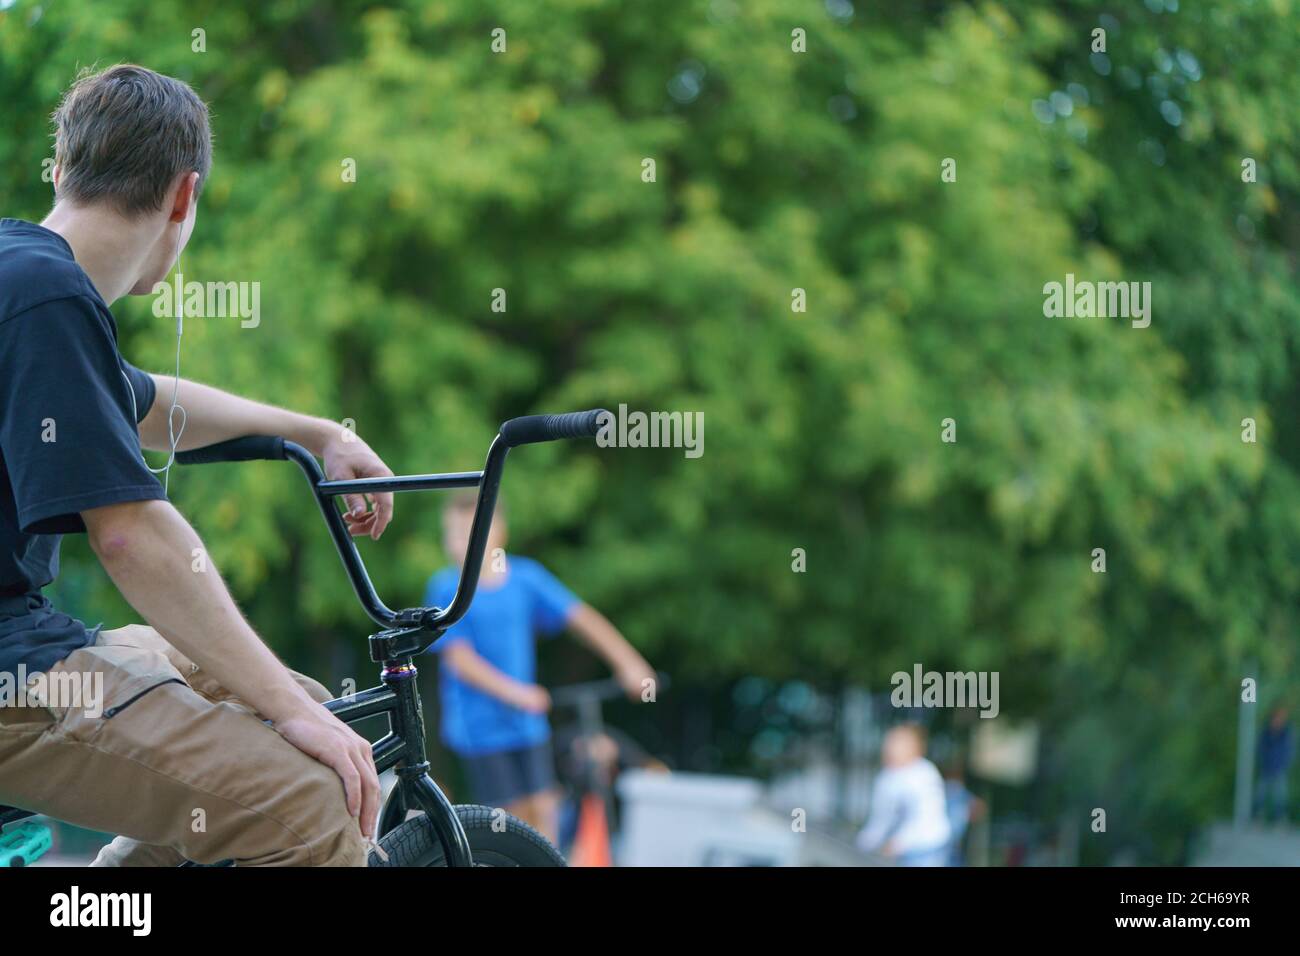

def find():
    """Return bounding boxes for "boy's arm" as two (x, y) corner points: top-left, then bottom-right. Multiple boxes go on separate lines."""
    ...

(442, 641), (551, 713)
(140, 375), (394, 538)
(565, 603), (655, 698)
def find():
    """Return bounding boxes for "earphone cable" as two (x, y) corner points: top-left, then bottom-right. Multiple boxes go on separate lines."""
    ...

(141, 228), (187, 493)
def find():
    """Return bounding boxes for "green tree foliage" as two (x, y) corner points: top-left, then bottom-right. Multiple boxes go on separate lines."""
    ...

(2, 0), (1298, 861)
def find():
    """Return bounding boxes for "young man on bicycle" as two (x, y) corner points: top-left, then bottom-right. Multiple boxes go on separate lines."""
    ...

(0, 65), (387, 865)
(426, 492), (654, 843)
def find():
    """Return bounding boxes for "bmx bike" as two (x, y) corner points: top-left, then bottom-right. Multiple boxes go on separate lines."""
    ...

(0, 409), (608, 867)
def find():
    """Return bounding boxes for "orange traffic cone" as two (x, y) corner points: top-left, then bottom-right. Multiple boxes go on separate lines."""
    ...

(568, 793), (613, 867)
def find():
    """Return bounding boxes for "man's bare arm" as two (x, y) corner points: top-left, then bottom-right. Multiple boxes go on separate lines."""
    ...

(141, 375), (337, 454)
(140, 374), (394, 539)
(85, 498), (309, 719)
(83, 497), (381, 837)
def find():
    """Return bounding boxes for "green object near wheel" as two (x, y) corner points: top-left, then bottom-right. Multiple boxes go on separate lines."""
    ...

(0, 821), (52, 867)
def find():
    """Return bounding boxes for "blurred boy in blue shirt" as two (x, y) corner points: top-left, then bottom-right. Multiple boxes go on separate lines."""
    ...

(425, 492), (654, 843)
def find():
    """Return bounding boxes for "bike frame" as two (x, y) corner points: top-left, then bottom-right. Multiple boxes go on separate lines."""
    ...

(0, 434), (509, 866)
(279, 434), (516, 868)
(1, 409), (605, 865)
(326, 660), (471, 866)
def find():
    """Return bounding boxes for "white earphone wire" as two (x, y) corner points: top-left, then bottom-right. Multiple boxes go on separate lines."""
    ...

(135, 227), (187, 493)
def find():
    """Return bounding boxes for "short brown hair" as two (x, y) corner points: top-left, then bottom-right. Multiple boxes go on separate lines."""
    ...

(52, 64), (212, 216)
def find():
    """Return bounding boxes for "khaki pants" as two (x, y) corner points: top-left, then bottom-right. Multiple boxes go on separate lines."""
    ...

(0, 624), (366, 866)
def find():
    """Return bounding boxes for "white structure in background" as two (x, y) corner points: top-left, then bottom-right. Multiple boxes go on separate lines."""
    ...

(616, 769), (875, 866)
(970, 719), (1038, 785)
(1194, 822), (1300, 866)
(766, 759), (872, 823)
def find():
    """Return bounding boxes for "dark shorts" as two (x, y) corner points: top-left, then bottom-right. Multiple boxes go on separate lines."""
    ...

(460, 741), (556, 807)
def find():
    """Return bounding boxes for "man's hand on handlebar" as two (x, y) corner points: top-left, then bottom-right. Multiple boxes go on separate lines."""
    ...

(322, 432), (395, 540)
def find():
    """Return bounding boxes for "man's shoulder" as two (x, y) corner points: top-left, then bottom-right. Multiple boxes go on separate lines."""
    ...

(0, 222), (101, 327)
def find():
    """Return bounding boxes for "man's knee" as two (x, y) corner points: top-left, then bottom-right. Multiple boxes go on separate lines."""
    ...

(290, 671), (334, 705)
(187, 760), (366, 866)
(302, 815), (367, 868)
(266, 763), (367, 867)
(97, 623), (198, 678)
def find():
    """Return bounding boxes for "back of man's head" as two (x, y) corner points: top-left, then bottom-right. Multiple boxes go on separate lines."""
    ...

(53, 64), (211, 216)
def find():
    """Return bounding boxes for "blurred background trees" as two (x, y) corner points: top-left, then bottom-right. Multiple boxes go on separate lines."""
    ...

(2, 0), (1298, 862)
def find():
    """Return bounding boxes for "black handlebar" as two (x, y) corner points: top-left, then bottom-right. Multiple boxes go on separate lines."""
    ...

(175, 410), (606, 655)
(177, 409), (608, 462)
(499, 409), (607, 447)
(175, 434), (286, 465)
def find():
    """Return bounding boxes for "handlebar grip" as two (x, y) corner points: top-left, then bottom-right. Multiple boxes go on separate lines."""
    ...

(499, 409), (608, 448)
(175, 435), (287, 465)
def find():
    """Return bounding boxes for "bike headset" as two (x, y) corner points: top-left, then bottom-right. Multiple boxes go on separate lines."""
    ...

(122, 226), (187, 494)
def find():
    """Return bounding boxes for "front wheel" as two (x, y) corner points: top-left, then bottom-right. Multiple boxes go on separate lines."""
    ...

(369, 804), (566, 867)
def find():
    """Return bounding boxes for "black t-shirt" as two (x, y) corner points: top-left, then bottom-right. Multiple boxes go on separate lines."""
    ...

(0, 218), (163, 677)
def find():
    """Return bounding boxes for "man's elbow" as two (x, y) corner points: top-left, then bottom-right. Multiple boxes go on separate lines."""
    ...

(84, 500), (169, 564)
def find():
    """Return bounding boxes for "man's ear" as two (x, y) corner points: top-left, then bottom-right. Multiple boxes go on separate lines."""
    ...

(51, 165), (61, 189)
(168, 171), (200, 224)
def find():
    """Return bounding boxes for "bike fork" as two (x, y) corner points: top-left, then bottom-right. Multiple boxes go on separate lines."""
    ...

(383, 766), (473, 867)
(378, 658), (473, 867)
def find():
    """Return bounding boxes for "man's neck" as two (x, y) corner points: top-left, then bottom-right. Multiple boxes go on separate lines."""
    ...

(41, 201), (162, 305)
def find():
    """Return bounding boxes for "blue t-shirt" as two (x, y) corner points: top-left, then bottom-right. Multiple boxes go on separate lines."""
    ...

(0, 219), (162, 677)
(424, 555), (578, 756)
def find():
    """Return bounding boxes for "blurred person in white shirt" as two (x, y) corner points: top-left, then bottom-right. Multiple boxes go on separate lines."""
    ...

(857, 723), (952, 866)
